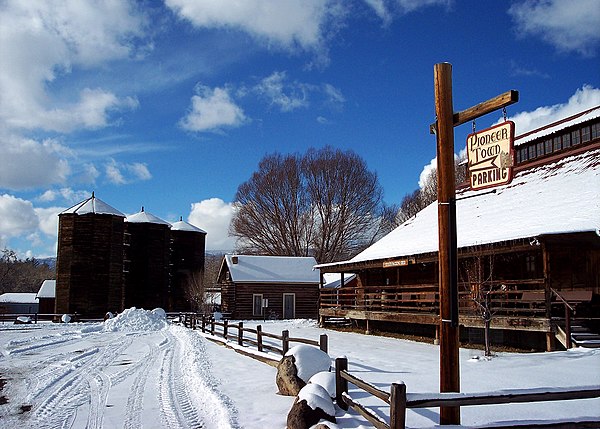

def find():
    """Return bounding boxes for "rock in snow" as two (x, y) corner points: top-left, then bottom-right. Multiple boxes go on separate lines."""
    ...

(308, 371), (336, 398)
(285, 345), (331, 382)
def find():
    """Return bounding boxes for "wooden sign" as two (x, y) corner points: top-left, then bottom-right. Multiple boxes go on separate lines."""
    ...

(383, 259), (408, 268)
(467, 121), (515, 190)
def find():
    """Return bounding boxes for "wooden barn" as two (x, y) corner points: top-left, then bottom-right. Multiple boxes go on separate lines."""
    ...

(123, 208), (171, 311)
(170, 218), (207, 312)
(56, 193), (126, 317)
(217, 255), (320, 320)
(318, 106), (600, 351)
(36, 279), (56, 314)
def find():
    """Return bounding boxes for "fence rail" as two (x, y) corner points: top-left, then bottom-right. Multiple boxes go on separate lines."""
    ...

(334, 357), (600, 429)
(179, 313), (327, 356)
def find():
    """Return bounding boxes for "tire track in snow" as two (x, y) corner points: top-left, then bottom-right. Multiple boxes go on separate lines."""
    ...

(122, 331), (170, 429)
(27, 334), (133, 429)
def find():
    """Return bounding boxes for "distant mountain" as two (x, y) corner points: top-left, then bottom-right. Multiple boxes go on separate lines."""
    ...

(37, 257), (57, 269)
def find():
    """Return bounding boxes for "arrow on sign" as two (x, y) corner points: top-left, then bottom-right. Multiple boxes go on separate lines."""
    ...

(469, 154), (499, 172)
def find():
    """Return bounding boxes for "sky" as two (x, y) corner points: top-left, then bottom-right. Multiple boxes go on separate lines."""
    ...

(1, 0), (599, 258)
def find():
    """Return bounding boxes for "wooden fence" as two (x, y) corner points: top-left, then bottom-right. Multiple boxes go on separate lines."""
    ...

(334, 357), (600, 429)
(179, 313), (328, 356)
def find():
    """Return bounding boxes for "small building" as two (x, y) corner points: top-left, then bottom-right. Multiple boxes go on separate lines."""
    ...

(170, 218), (207, 312)
(124, 208), (171, 311)
(217, 255), (320, 320)
(0, 293), (39, 314)
(56, 193), (126, 317)
(36, 279), (56, 314)
(317, 106), (600, 351)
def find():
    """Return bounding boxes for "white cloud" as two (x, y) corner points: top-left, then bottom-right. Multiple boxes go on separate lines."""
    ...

(509, 0), (600, 56)
(105, 159), (152, 185)
(34, 206), (64, 237)
(165, 0), (331, 52)
(37, 188), (90, 204)
(363, 0), (449, 22)
(0, 135), (70, 190)
(418, 158), (438, 190)
(180, 86), (247, 132)
(255, 71), (310, 112)
(498, 85), (600, 134)
(188, 198), (236, 251)
(0, 194), (39, 239)
(0, 0), (145, 133)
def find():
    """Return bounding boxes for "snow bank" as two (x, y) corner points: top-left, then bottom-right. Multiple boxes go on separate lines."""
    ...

(285, 345), (331, 382)
(103, 307), (167, 332)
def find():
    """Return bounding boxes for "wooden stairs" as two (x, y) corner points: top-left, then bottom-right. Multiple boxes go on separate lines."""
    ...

(555, 322), (600, 349)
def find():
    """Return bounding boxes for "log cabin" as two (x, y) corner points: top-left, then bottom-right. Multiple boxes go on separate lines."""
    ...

(217, 255), (320, 320)
(317, 106), (600, 351)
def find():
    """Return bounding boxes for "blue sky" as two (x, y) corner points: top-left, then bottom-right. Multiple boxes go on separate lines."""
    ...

(1, 0), (599, 258)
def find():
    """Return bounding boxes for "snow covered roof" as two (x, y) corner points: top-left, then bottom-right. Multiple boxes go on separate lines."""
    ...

(515, 105), (600, 146)
(61, 193), (125, 217)
(0, 293), (38, 304)
(224, 255), (320, 284)
(171, 219), (206, 234)
(36, 280), (56, 299)
(126, 208), (171, 226)
(319, 147), (600, 268)
(322, 273), (356, 289)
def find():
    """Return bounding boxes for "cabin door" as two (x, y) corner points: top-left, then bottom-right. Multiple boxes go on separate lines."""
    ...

(283, 293), (295, 319)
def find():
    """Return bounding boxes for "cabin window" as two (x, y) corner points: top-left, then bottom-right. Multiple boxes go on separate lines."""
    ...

(562, 132), (571, 148)
(592, 122), (600, 139)
(572, 129), (581, 145)
(518, 147), (527, 162)
(253, 294), (263, 316)
(528, 144), (536, 159)
(581, 125), (591, 143)
(544, 139), (553, 154)
(553, 136), (562, 151)
(536, 141), (544, 156)
(525, 255), (536, 275)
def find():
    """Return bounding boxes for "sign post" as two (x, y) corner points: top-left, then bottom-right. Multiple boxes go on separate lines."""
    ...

(432, 62), (518, 425)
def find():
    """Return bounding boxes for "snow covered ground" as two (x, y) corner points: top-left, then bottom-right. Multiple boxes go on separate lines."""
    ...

(0, 310), (598, 428)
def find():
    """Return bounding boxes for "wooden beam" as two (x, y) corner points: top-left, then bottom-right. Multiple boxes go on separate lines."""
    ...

(430, 90), (519, 134)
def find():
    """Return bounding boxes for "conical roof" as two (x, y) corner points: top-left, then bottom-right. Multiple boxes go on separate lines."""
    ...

(126, 207), (171, 226)
(171, 217), (206, 234)
(61, 193), (125, 217)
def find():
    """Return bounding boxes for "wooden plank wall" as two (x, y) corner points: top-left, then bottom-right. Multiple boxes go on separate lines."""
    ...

(231, 283), (319, 320)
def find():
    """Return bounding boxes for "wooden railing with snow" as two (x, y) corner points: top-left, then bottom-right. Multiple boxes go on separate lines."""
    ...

(334, 357), (600, 429)
(178, 313), (327, 356)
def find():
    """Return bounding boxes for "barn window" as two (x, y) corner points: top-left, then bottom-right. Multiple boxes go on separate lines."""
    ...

(553, 136), (562, 151)
(253, 294), (263, 316)
(562, 132), (571, 148)
(536, 141), (544, 156)
(581, 125), (591, 143)
(544, 139), (553, 154)
(592, 122), (600, 139)
(572, 129), (581, 145)
(525, 255), (536, 275)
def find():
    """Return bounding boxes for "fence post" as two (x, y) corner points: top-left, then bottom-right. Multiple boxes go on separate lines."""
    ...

(319, 334), (328, 353)
(238, 321), (244, 346)
(389, 382), (407, 429)
(282, 330), (290, 355)
(223, 319), (228, 339)
(335, 357), (349, 410)
(201, 315), (206, 333)
(211, 319), (215, 335)
(257, 325), (263, 352)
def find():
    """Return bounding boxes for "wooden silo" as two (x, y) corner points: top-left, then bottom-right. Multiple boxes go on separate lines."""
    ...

(56, 193), (125, 317)
(170, 218), (207, 312)
(124, 208), (171, 310)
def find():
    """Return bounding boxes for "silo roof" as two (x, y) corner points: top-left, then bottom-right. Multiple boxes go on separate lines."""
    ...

(61, 194), (125, 217)
(126, 209), (171, 226)
(171, 220), (206, 234)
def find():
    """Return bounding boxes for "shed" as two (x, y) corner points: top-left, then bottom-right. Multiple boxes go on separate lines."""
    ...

(36, 279), (56, 314)
(217, 255), (320, 320)
(0, 293), (39, 314)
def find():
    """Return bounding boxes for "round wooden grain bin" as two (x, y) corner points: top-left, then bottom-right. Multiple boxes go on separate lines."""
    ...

(56, 194), (126, 318)
(170, 218), (206, 312)
(124, 208), (172, 311)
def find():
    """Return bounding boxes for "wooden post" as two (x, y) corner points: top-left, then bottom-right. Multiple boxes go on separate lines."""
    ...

(257, 324), (263, 352)
(282, 329), (290, 355)
(335, 357), (349, 410)
(319, 334), (328, 353)
(210, 319), (215, 335)
(565, 306), (572, 349)
(434, 62), (460, 425)
(201, 315), (206, 333)
(390, 382), (407, 429)
(223, 319), (228, 339)
(238, 321), (244, 346)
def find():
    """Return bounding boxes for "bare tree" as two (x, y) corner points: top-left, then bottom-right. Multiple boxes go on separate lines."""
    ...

(1, 248), (54, 294)
(230, 146), (385, 263)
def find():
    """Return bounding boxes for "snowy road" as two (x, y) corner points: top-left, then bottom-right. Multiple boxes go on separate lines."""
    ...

(0, 317), (239, 429)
